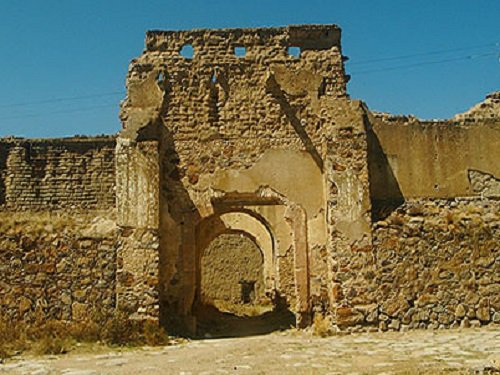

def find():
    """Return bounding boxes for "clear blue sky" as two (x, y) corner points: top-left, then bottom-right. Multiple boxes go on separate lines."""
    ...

(0, 0), (498, 138)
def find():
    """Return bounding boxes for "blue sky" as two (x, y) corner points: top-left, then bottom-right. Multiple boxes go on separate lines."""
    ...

(0, 0), (498, 137)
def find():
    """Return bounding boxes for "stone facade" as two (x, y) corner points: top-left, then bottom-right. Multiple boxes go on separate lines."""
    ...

(0, 25), (498, 336)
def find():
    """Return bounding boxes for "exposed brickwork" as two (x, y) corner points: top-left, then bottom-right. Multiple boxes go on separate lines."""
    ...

(0, 137), (116, 211)
(118, 25), (352, 329)
(0, 26), (498, 337)
(0, 142), (9, 206)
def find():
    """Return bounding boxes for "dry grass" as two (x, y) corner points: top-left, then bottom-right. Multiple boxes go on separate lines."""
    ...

(212, 300), (273, 317)
(312, 313), (334, 337)
(0, 210), (115, 237)
(0, 311), (169, 360)
(0, 319), (27, 359)
(0, 211), (75, 236)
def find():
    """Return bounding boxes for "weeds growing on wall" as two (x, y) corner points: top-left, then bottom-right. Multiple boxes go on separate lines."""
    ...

(0, 311), (170, 360)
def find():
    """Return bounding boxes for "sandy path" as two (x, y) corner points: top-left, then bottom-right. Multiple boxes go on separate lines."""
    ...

(1, 326), (499, 374)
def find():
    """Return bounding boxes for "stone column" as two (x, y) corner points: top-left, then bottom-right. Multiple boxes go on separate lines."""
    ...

(323, 99), (373, 327)
(115, 137), (160, 321)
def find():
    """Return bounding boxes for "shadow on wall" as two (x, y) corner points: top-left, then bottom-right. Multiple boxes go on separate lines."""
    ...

(366, 124), (404, 221)
(155, 125), (298, 338)
(156, 124), (202, 335)
(0, 143), (10, 206)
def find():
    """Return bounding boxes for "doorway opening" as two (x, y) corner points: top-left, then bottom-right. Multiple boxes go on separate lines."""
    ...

(195, 232), (294, 337)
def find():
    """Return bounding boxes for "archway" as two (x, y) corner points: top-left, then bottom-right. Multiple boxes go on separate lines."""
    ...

(194, 210), (295, 337)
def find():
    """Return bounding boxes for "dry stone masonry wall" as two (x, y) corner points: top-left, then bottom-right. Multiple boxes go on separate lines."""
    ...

(332, 198), (500, 331)
(373, 199), (500, 330)
(0, 211), (118, 322)
(0, 25), (498, 336)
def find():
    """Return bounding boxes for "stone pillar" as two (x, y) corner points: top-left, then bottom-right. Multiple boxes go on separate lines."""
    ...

(323, 99), (373, 327)
(115, 137), (160, 321)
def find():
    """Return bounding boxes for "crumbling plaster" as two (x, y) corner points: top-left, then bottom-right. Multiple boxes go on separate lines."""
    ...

(1, 25), (498, 335)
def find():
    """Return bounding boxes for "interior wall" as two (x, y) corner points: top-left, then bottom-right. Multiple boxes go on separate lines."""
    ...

(200, 233), (265, 305)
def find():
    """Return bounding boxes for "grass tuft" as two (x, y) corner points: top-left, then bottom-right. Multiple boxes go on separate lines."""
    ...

(312, 313), (334, 337)
(0, 310), (170, 360)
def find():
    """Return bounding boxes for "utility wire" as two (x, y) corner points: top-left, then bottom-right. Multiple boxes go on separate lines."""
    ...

(348, 41), (499, 66)
(350, 51), (498, 75)
(0, 45), (498, 121)
(0, 104), (117, 121)
(0, 91), (124, 109)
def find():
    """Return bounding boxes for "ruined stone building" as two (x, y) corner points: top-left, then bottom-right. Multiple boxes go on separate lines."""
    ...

(1, 25), (499, 335)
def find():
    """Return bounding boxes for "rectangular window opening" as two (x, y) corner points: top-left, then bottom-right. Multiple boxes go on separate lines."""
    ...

(288, 46), (301, 58)
(234, 46), (246, 58)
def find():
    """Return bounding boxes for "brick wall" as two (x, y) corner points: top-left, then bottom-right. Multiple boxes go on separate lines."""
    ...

(0, 137), (116, 210)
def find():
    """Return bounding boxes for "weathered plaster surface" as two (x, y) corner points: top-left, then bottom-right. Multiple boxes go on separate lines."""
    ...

(0, 25), (498, 335)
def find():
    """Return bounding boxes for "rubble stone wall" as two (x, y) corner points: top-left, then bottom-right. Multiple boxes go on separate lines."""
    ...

(118, 25), (351, 329)
(0, 211), (118, 322)
(333, 198), (499, 331)
(0, 137), (116, 211)
(0, 25), (499, 335)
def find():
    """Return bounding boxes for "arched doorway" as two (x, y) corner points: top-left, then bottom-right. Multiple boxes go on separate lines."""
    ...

(194, 209), (295, 337)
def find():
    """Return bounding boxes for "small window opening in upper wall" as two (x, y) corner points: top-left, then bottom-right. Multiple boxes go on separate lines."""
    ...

(234, 46), (246, 57)
(157, 72), (165, 84)
(180, 44), (194, 59)
(288, 46), (301, 58)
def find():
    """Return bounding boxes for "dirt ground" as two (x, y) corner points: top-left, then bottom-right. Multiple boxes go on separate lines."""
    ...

(1, 326), (499, 375)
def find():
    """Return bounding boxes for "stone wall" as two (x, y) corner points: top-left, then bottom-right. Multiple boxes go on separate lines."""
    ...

(332, 198), (499, 331)
(0, 137), (118, 323)
(0, 142), (8, 206)
(0, 25), (498, 336)
(0, 137), (116, 211)
(0, 211), (118, 322)
(200, 233), (265, 305)
(117, 24), (352, 329)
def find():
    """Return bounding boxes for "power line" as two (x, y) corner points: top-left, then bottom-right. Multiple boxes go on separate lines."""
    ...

(0, 104), (117, 121)
(350, 52), (498, 75)
(1, 50), (495, 120)
(0, 46), (497, 121)
(348, 41), (499, 66)
(0, 91), (124, 109)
